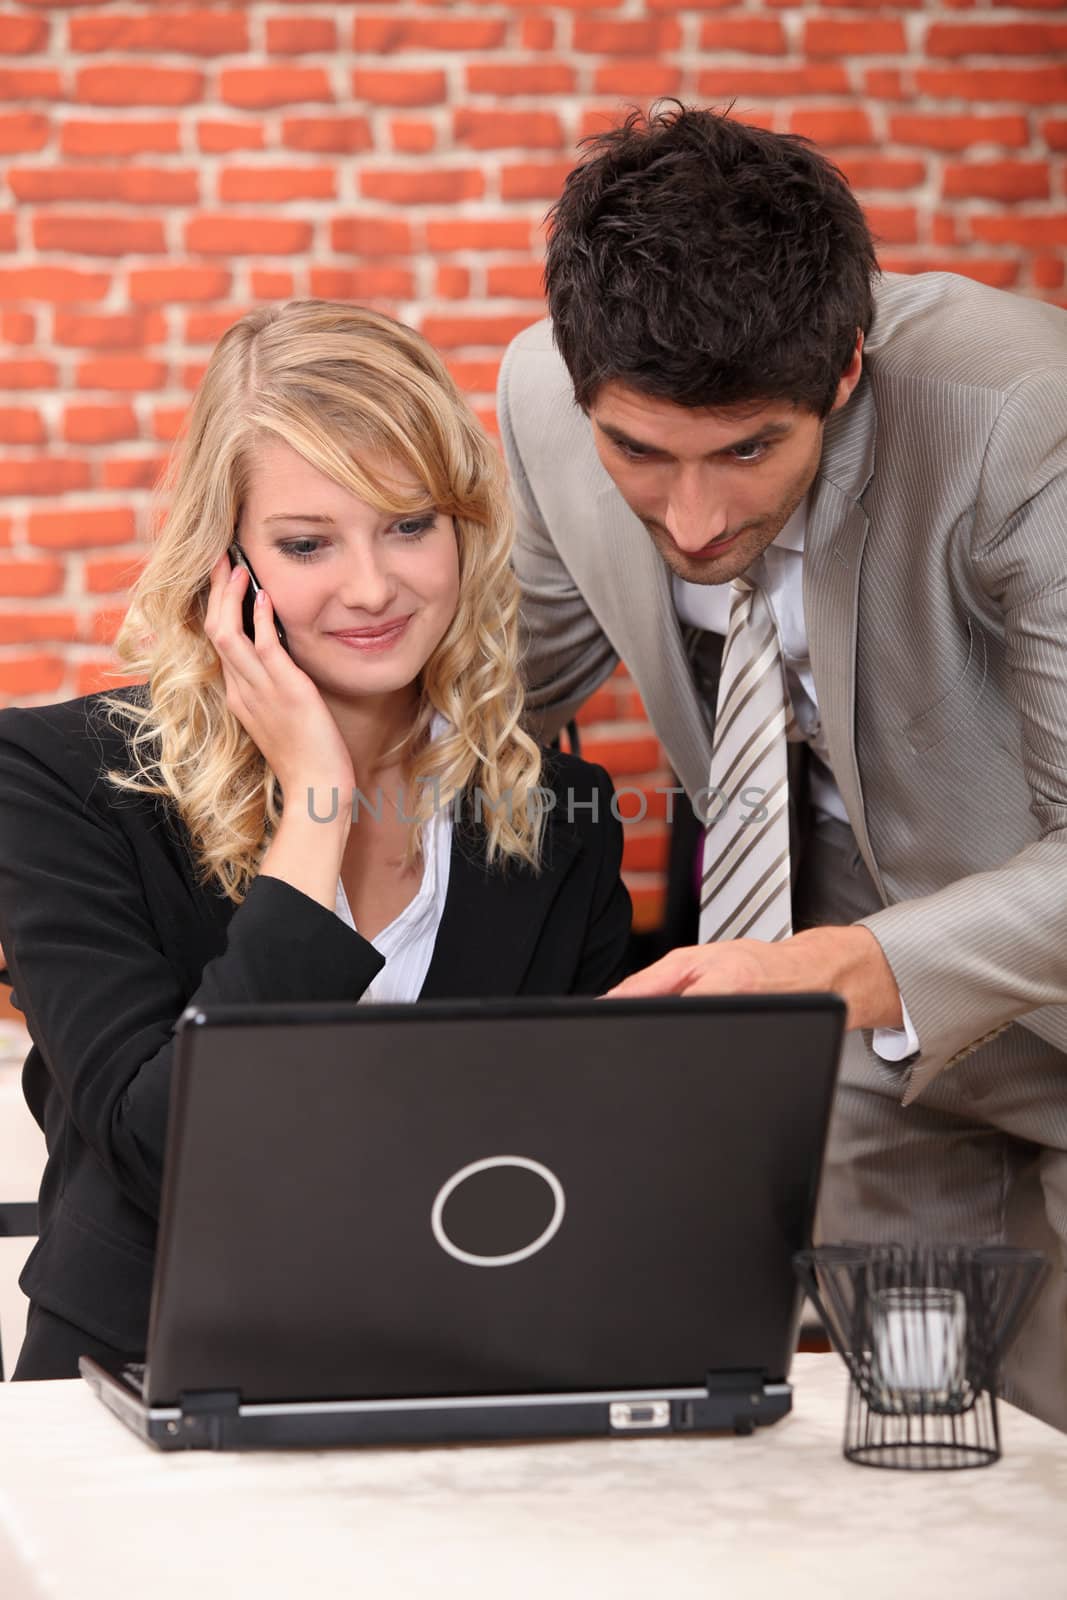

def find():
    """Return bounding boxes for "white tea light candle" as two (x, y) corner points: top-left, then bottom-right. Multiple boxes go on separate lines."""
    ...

(871, 1286), (967, 1412)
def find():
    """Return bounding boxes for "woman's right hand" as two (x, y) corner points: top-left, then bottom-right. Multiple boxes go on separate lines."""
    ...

(204, 555), (355, 811)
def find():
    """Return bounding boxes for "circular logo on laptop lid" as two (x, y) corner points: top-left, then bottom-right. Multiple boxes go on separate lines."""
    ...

(430, 1156), (565, 1267)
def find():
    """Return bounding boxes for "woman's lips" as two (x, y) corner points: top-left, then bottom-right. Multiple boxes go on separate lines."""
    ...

(329, 616), (412, 652)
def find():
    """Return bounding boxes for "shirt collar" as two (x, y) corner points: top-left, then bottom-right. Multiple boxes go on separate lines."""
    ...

(770, 497), (807, 555)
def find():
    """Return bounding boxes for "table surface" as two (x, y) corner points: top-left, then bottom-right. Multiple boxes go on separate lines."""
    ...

(1, 1355), (1064, 1600)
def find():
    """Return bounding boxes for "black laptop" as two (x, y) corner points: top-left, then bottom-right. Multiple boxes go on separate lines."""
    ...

(80, 994), (843, 1450)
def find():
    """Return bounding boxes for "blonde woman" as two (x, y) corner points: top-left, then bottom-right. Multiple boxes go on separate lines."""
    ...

(0, 301), (630, 1380)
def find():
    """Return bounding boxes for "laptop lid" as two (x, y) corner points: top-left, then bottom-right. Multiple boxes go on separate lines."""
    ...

(144, 995), (843, 1407)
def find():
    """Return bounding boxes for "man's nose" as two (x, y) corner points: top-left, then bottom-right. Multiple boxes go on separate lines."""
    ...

(663, 473), (729, 551)
(337, 543), (397, 614)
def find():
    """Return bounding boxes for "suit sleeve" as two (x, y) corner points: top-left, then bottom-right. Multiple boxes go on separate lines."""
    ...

(498, 336), (619, 743)
(568, 764), (632, 995)
(0, 712), (384, 1218)
(856, 367), (1067, 1102)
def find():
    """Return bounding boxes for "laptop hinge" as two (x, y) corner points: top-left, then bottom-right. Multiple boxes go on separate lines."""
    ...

(176, 1389), (242, 1449)
(676, 1370), (785, 1436)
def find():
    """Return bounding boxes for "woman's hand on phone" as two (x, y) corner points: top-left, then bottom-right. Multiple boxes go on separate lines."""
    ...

(205, 554), (355, 806)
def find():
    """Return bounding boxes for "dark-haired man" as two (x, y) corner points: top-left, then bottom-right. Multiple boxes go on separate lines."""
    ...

(499, 105), (1067, 1430)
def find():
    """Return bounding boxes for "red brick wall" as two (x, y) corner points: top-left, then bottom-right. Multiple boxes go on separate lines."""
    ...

(1, 1), (1064, 927)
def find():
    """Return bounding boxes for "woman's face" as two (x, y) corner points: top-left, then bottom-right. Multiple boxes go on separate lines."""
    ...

(234, 437), (461, 706)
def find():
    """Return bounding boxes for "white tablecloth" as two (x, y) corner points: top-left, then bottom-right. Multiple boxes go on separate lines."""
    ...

(1, 1354), (1064, 1599)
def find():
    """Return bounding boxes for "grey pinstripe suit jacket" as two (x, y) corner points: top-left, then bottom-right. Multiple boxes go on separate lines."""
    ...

(500, 272), (1067, 1104)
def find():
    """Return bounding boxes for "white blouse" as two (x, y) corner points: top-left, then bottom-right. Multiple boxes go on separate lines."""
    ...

(334, 796), (453, 1004)
(333, 716), (453, 1004)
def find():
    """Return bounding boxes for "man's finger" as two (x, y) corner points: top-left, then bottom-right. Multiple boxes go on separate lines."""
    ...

(605, 952), (692, 998)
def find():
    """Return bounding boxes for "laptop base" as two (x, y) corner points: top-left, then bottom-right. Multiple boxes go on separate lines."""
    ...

(80, 1356), (792, 1452)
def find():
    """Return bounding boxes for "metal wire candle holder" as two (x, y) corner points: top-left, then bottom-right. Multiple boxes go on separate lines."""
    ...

(794, 1243), (1047, 1470)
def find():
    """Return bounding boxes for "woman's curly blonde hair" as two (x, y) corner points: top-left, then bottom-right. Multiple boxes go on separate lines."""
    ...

(104, 299), (544, 901)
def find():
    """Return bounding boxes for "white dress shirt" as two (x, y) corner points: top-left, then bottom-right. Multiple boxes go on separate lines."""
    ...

(672, 502), (847, 823)
(672, 501), (919, 1061)
(334, 719), (452, 1004)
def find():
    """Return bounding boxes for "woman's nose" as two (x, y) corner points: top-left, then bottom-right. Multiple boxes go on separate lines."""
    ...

(336, 544), (397, 614)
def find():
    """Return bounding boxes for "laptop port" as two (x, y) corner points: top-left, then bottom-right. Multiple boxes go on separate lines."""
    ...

(608, 1400), (670, 1430)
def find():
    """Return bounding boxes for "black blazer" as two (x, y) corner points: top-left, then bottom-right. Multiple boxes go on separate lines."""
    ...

(0, 690), (630, 1352)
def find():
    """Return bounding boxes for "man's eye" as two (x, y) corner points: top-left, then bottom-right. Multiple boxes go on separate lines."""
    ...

(730, 441), (768, 463)
(615, 440), (650, 461)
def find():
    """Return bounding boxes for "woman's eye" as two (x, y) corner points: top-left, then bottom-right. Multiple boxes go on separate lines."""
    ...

(392, 513), (438, 539)
(278, 538), (322, 561)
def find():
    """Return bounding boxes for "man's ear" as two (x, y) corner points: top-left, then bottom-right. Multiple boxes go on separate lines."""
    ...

(830, 331), (864, 413)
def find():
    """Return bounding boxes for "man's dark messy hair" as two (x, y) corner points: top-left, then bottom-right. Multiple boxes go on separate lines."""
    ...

(545, 103), (878, 417)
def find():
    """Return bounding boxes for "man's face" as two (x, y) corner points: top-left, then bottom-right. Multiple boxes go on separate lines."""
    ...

(588, 367), (855, 585)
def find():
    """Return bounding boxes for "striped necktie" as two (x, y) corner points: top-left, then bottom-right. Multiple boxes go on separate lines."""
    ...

(698, 575), (794, 945)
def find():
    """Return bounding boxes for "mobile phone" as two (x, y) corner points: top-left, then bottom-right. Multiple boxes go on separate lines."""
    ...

(228, 544), (289, 651)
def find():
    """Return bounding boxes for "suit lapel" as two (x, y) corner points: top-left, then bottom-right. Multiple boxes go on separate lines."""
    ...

(549, 406), (711, 797)
(803, 376), (885, 894)
(420, 812), (582, 998)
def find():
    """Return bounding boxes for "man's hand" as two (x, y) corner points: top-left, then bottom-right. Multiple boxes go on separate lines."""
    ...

(607, 924), (904, 1032)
